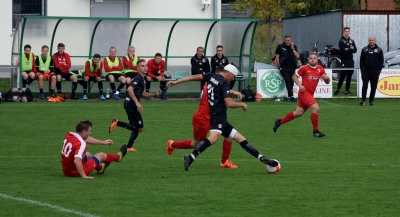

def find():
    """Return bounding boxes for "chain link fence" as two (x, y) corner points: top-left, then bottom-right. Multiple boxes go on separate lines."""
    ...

(252, 21), (283, 65)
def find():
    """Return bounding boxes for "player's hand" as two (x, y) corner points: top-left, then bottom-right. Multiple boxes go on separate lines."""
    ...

(299, 85), (306, 92)
(230, 90), (242, 100)
(321, 74), (330, 84)
(350, 45), (354, 49)
(136, 102), (143, 112)
(156, 88), (162, 96)
(242, 103), (248, 111)
(82, 176), (94, 179)
(167, 81), (175, 87)
(102, 139), (113, 146)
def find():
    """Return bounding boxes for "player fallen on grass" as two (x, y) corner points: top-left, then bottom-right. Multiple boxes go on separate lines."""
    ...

(273, 52), (330, 137)
(109, 59), (162, 152)
(172, 64), (279, 171)
(166, 66), (242, 169)
(61, 120), (127, 178)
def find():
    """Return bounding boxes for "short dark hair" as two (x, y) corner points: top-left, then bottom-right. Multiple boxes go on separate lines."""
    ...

(343, 27), (350, 31)
(24, 44), (31, 50)
(41, 45), (49, 50)
(76, 120), (92, 133)
(155, 53), (162, 58)
(284, 35), (291, 39)
(216, 45), (223, 49)
(137, 59), (146, 65)
(215, 66), (225, 74)
(57, 43), (65, 48)
(93, 54), (101, 59)
(197, 47), (204, 51)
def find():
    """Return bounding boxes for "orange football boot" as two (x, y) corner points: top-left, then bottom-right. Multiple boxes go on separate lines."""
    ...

(109, 119), (118, 134)
(127, 147), (136, 152)
(220, 160), (238, 169)
(166, 140), (174, 155)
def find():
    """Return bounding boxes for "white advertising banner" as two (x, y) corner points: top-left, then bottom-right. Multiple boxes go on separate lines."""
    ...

(357, 69), (400, 98)
(256, 68), (333, 98)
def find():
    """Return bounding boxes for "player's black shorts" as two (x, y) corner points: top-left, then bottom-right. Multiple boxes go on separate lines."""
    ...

(84, 76), (100, 82)
(106, 73), (123, 81)
(124, 72), (138, 79)
(124, 100), (144, 128)
(56, 72), (73, 81)
(210, 116), (234, 138)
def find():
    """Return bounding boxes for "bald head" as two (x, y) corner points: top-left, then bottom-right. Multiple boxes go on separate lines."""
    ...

(368, 36), (376, 47)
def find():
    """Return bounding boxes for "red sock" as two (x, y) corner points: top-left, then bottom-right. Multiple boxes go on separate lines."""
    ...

(103, 153), (120, 164)
(95, 164), (102, 171)
(311, 112), (319, 131)
(171, 140), (193, 149)
(280, 112), (295, 124)
(221, 139), (232, 164)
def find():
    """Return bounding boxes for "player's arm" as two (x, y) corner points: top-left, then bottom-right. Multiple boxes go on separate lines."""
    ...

(230, 90), (242, 100)
(159, 61), (165, 77)
(339, 39), (348, 55)
(224, 97), (247, 111)
(320, 71), (330, 84)
(85, 136), (113, 145)
(146, 62), (157, 79)
(84, 61), (91, 77)
(103, 59), (112, 72)
(167, 74), (203, 87)
(292, 73), (305, 92)
(35, 57), (44, 73)
(65, 53), (71, 70)
(292, 45), (300, 59)
(97, 62), (103, 77)
(74, 157), (92, 178)
(114, 58), (123, 71)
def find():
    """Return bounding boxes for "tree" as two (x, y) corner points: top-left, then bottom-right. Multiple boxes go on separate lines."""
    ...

(395, 0), (400, 10)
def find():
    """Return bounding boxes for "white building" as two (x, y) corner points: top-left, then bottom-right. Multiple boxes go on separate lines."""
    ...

(1, 0), (222, 66)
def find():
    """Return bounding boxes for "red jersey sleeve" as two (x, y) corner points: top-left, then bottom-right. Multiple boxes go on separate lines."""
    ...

(159, 60), (165, 77)
(97, 62), (103, 77)
(64, 53), (72, 70)
(123, 57), (130, 69)
(52, 54), (61, 69)
(103, 58), (112, 72)
(147, 59), (157, 79)
(296, 65), (306, 77)
(84, 61), (91, 77)
(319, 66), (327, 76)
(31, 52), (37, 73)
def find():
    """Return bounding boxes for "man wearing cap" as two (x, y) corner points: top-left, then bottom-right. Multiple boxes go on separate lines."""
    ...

(167, 64), (280, 171)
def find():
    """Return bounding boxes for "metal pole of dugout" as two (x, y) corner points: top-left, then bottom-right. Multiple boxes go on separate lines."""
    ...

(0, 66), (19, 89)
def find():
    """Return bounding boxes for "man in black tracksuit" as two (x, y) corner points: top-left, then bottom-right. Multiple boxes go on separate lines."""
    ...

(275, 35), (299, 102)
(191, 46), (210, 97)
(334, 27), (357, 96)
(359, 36), (384, 106)
(211, 45), (234, 89)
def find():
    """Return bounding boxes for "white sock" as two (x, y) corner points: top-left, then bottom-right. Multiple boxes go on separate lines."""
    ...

(115, 91), (120, 95)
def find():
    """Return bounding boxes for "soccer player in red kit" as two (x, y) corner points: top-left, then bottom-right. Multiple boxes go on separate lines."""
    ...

(273, 53), (330, 137)
(61, 120), (127, 178)
(146, 53), (167, 100)
(165, 66), (242, 168)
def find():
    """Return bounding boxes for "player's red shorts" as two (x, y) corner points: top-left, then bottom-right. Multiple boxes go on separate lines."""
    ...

(36, 72), (55, 80)
(192, 112), (210, 141)
(62, 158), (97, 177)
(297, 92), (317, 110)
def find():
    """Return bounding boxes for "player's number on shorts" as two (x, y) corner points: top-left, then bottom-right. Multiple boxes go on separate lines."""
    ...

(61, 139), (73, 157)
(207, 84), (214, 101)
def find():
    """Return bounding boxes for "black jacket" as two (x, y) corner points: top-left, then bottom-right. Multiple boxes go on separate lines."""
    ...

(275, 43), (297, 70)
(339, 36), (357, 59)
(360, 44), (384, 71)
(191, 54), (210, 74)
(211, 54), (229, 73)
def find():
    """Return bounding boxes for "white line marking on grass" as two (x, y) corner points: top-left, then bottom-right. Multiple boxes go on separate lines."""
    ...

(0, 193), (100, 217)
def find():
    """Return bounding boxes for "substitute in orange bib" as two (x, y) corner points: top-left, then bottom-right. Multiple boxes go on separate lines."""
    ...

(146, 53), (167, 100)
(53, 43), (78, 100)
(273, 52), (330, 137)
(35, 45), (56, 99)
(81, 54), (105, 100)
(17, 44), (37, 88)
(122, 46), (140, 86)
(104, 46), (126, 100)
(61, 120), (127, 178)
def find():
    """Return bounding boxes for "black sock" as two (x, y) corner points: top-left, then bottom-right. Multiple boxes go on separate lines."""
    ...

(127, 129), (139, 148)
(98, 81), (103, 95)
(117, 121), (136, 131)
(22, 80), (27, 88)
(160, 81), (166, 93)
(82, 81), (88, 95)
(239, 140), (261, 159)
(190, 139), (211, 159)
(39, 89), (43, 94)
(71, 82), (77, 98)
(117, 82), (125, 92)
(27, 77), (34, 85)
(56, 81), (62, 94)
(146, 80), (151, 92)
(110, 83), (116, 93)
(50, 89), (54, 95)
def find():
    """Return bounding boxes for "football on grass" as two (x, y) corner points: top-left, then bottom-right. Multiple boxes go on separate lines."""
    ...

(266, 159), (280, 174)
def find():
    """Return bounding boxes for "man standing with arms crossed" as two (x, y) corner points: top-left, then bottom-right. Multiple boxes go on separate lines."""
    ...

(334, 27), (357, 96)
(359, 36), (384, 106)
(275, 35), (300, 102)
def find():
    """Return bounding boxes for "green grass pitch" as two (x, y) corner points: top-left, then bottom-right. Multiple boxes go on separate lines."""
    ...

(0, 98), (399, 217)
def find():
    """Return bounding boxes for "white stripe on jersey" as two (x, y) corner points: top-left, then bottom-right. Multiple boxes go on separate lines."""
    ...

(69, 132), (87, 159)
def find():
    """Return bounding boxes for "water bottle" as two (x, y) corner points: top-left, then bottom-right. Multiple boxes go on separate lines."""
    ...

(274, 98), (280, 102)
(106, 88), (110, 100)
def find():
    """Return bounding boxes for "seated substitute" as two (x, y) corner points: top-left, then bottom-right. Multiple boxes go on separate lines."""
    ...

(104, 46), (126, 100)
(53, 43), (78, 99)
(122, 46), (140, 86)
(35, 45), (56, 99)
(16, 44), (36, 88)
(61, 120), (128, 178)
(79, 54), (106, 100)
(146, 53), (167, 100)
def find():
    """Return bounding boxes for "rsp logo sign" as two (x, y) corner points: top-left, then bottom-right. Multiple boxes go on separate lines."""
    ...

(260, 70), (285, 97)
